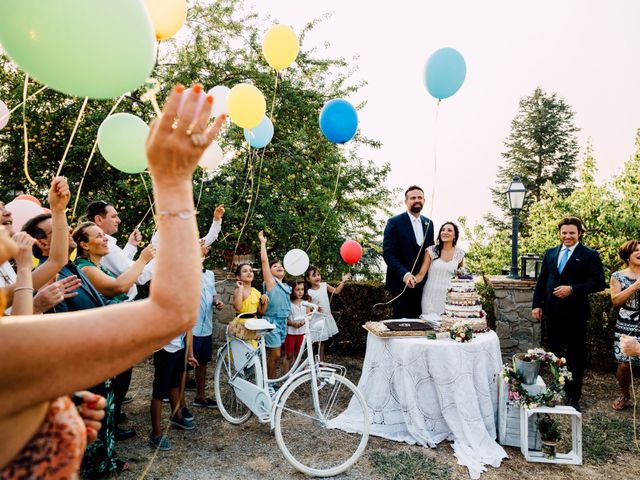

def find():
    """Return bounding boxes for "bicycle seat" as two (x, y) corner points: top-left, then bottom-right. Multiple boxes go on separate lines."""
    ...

(244, 318), (276, 333)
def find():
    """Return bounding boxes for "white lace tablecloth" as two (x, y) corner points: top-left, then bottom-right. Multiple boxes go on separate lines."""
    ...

(333, 330), (507, 479)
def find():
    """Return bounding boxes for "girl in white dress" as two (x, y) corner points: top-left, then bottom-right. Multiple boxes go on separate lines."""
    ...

(304, 265), (350, 362)
(414, 222), (465, 320)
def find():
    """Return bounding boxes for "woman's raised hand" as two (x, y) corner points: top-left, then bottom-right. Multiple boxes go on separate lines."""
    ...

(12, 232), (36, 270)
(145, 84), (226, 185)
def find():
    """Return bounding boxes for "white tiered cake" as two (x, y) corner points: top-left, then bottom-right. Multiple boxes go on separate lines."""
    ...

(441, 272), (488, 333)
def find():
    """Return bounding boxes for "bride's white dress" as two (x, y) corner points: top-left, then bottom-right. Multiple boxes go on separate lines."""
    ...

(420, 245), (465, 319)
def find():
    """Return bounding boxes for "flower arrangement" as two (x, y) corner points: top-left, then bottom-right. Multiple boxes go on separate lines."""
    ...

(449, 321), (474, 343)
(500, 348), (572, 408)
(537, 414), (561, 459)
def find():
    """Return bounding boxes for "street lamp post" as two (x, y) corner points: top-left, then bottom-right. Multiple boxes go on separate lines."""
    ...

(506, 176), (527, 279)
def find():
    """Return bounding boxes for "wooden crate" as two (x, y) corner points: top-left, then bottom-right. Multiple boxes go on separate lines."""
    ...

(520, 405), (582, 464)
(498, 376), (545, 449)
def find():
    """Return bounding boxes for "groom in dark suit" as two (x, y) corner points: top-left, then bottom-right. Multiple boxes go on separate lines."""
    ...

(383, 185), (435, 318)
(532, 216), (606, 411)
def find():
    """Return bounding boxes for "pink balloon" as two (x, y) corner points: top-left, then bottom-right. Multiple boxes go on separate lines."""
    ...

(5, 199), (45, 233)
(15, 194), (42, 207)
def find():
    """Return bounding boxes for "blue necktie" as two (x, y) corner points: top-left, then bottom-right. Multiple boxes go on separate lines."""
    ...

(558, 248), (570, 273)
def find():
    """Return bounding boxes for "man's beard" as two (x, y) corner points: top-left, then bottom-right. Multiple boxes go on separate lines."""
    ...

(410, 204), (423, 213)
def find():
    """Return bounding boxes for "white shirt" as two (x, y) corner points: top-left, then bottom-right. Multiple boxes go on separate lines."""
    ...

(557, 243), (578, 268)
(0, 261), (16, 314)
(101, 235), (154, 300)
(151, 219), (222, 248)
(407, 212), (424, 246)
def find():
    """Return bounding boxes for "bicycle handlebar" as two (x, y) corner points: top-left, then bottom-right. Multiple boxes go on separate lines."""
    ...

(300, 300), (319, 312)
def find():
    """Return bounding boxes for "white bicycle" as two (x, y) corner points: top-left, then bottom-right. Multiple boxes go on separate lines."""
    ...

(214, 301), (370, 477)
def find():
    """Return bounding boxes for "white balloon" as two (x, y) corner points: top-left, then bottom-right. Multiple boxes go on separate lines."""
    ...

(283, 249), (310, 276)
(0, 100), (9, 130)
(207, 85), (230, 118)
(199, 141), (223, 171)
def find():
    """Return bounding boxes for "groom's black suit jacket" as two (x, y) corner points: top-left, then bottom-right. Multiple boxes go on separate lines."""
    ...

(383, 212), (434, 318)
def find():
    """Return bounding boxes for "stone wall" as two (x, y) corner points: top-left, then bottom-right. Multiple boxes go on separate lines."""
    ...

(211, 268), (239, 344)
(484, 275), (540, 363)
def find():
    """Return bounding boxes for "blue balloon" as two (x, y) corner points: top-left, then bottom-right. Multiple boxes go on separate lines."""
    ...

(319, 99), (358, 144)
(424, 48), (466, 100)
(243, 115), (274, 148)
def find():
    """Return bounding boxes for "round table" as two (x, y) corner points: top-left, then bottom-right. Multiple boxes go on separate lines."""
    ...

(333, 330), (507, 479)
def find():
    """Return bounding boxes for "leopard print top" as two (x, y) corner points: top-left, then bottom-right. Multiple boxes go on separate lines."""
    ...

(1, 396), (86, 479)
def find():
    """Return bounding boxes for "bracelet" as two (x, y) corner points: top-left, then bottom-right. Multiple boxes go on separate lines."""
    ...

(14, 286), (34, 294)
(157, 209), (196, 220)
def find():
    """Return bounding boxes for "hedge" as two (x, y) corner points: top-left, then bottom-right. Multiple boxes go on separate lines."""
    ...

(328, 282), (619, 372)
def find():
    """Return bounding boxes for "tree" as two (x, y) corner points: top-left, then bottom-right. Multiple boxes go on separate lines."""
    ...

(489, 87), (580, 232)
(0, 0), (393, 279)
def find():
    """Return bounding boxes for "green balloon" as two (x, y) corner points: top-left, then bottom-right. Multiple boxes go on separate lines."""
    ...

(0, 0), (156, 99)
(97, 113), (149, 174)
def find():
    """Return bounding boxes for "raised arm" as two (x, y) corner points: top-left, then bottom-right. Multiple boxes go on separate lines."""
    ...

(81, 245), (155, 298)
(201, 205), (224, 247)
(0, 85), (225, 420)
(259, 230), (276, 291)
(327, 273), (350, 295)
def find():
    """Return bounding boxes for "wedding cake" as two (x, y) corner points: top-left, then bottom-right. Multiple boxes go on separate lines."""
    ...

(441, 270), (488, 333)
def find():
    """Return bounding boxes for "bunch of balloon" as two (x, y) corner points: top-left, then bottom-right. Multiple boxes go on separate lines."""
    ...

(424, 47), (466, 101)
(0, 0), (156, 99)
(97, 113), (149, 174)
(143, 0), (187, 41)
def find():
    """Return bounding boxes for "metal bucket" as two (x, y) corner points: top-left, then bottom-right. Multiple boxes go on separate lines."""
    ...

(513, 354), (540, 385)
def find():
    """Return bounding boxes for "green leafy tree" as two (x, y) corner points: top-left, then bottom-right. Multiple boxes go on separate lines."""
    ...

(0, 0), (392, 280)
(489, 87), (580, 232)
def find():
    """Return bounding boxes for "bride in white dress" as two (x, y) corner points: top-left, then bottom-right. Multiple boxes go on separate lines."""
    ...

(414, 222), (465, 320)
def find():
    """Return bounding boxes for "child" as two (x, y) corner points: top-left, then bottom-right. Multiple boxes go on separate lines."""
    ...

(304, 266), (350, 362)
(192, 244), (224, 409)
(149, 331), (197, 451)
(258, 231), (292, 379)
(233, 263), (268, 318)
(283, 280), (312, 373)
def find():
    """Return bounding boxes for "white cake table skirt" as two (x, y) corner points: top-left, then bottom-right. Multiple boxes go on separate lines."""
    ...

(333, 331), (507, 479)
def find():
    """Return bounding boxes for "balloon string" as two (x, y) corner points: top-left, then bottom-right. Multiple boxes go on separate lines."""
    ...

(233, 142), (254, 255)
(307, 161), (342, 252)
(71, 95), (125, 219)
(246, 72), (279, 224)
(0, 85), (48, 126)
(373, 100), (440, 310)
(56, 97), (89, 177)
(139, 173), (157, 228)
(135, 202), (156, 230)
(227, 149), (255, 208)
(22, 74), (36, 186)
(195, 169), (206, 210)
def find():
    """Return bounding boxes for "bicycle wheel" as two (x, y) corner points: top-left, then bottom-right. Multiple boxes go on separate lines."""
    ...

(214, 344), (251, 424)
(274, 370), (369, 477)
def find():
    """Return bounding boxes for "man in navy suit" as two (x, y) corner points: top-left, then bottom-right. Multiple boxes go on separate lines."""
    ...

(532, 217), (606, 411)
(383, 185), (435, 319)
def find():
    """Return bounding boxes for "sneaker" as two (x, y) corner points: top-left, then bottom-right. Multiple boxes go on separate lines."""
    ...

(181, 406), (194, 421)
(148, 433), (171, 451)
(170, 415), (195, 430)
(193, 397), (218, 409)
(162, 398), (170, 403)
(122, 395), (134, 405)
(185, 378), (197, 391)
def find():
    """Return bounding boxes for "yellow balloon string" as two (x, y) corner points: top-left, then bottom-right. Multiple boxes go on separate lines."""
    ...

(307, 161), (342, 252)
(195, 168), (206, 210)
(247, 73), (279, 224)
(22, 74), (36, 186)
(373, 100), (440, 310)
(56, 97), (89, 177)
(70, 95), (125, 219)
(139, 173), (157, 228)
(0, 85), (48, 126)
(227, 149), (256, 208)
(233, 141), (254, 255)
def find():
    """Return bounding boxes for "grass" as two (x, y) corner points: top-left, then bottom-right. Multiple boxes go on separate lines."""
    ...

(583, 412), (639, 464)
(369, 450), (452, 480)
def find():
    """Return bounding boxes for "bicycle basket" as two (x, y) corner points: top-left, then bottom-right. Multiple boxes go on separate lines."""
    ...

(228, 313), (259, 340)
(308, 312), (327, 343)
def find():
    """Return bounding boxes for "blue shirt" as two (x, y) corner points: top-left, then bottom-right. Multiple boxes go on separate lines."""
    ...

(263, 281), (292, 321)
(193, 270), (217, 337)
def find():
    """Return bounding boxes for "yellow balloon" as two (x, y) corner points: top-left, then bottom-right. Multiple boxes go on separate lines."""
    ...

(227, 84), (266, 130)
(143, 0), (187, 41)
(262, 25), (299, 71)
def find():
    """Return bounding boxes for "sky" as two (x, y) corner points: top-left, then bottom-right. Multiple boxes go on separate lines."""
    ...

(246, 0), (640, 228)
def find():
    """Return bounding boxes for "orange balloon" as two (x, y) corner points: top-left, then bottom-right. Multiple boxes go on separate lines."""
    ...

(15, 194), (42, 207)
(143, 0), (187, 41)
